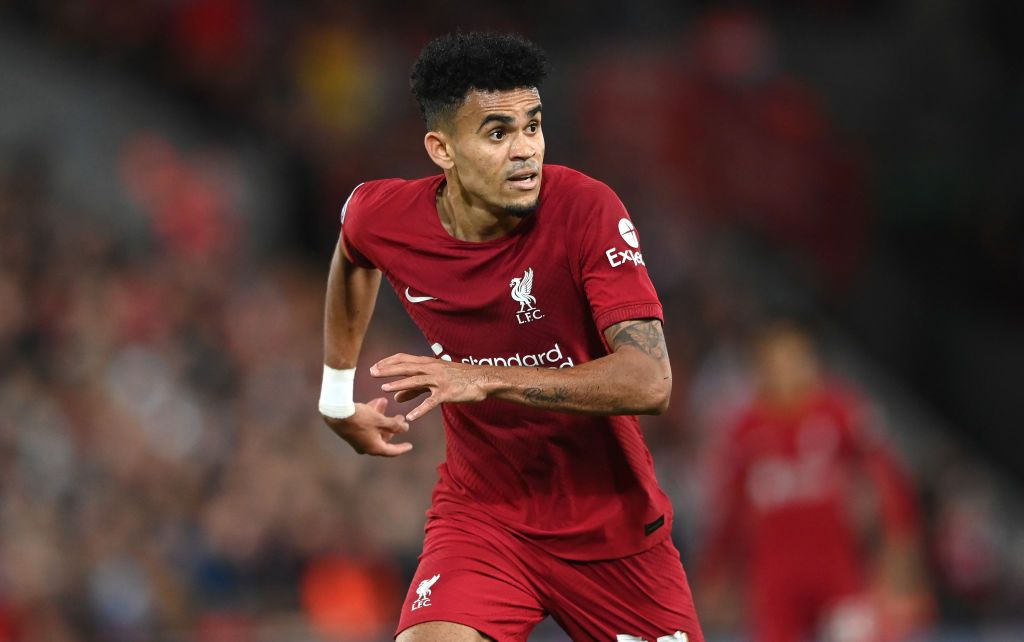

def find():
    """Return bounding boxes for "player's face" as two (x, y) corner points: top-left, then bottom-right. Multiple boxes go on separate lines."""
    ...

(447, 88), (545, 216)
(756, 330), (820, 404)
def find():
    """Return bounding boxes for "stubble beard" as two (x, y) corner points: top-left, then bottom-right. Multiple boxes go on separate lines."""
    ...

(505, 198), (540, 218)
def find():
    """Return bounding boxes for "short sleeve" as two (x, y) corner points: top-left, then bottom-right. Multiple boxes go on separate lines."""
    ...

(339, 183), (375, 268)
(575, 182), (663, 333)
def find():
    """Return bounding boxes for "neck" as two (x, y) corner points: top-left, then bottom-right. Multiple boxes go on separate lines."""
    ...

(437, 172), (525, 242)
(762, 379), (816, 412)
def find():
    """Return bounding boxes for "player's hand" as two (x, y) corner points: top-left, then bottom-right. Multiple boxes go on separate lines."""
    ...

(371, 353), (489, 421)
(321, 397), (412, 456)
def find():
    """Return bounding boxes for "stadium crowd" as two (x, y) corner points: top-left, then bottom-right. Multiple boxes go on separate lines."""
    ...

(1, 1), (1022, 641)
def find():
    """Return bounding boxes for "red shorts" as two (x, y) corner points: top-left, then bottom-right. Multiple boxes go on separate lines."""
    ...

(750, 552), (865, 642)
(396, 513), (704, 642)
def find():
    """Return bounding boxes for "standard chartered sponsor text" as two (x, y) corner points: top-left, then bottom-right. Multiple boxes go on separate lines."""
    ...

(460, 342), (575, 369)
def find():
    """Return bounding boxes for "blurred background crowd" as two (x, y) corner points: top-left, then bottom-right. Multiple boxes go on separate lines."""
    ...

(1, 1), (1022, 641)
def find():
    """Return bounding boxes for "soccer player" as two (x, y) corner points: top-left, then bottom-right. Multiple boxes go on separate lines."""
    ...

(698, 320), (928, 642)
(318, 32), (703, 642)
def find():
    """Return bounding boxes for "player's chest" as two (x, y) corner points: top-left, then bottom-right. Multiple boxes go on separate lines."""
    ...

(386, 236), (580, 329)
(745, 409), (848, 463)
(743, 412), (851, 509)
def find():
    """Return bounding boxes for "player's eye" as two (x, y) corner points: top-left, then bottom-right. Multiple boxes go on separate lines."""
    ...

(527, 121), (540, 133)
(489, 129), (505, 141)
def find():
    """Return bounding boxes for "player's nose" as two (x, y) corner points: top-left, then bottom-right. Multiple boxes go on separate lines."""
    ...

(509, 133), (538, 160)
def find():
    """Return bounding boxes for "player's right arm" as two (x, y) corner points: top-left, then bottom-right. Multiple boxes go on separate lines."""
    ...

(320, 235), (412, 456)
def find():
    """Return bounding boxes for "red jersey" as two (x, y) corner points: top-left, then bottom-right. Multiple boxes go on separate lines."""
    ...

(340, 164), (672, 560)
(701, 383), (918, 579)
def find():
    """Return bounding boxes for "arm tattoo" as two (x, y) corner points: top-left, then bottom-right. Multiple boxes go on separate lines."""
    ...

(522, 386), (570, 404)
(606, 319), (668, 361)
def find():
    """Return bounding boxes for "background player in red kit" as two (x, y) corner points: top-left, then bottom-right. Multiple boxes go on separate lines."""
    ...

(698, 320), (931, 642)
(316, 32), (703, 642)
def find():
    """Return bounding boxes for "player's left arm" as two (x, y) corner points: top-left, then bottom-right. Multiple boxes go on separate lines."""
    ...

(369, 317), (671, 421)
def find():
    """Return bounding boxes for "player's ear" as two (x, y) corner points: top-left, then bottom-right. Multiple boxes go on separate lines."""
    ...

(424, 131), (455, 171)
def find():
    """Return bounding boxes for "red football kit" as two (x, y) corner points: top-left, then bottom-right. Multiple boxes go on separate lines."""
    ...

(701, 384), (918, 642)
(341, 165), (703, 641)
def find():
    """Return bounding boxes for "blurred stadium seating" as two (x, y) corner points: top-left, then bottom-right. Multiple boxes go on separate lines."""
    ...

(1, 1), (1021, 641)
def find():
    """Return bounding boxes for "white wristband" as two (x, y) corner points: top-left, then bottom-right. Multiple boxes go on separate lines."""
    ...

(319, 365), (356, 419)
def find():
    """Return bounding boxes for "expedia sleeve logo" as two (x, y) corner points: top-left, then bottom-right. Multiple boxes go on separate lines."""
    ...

(605, 217), (646, 268)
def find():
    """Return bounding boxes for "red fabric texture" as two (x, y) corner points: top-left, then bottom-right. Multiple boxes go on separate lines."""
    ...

(701, 383), (919, 642)
(341, 165), (671, 561)
(397, 513), (703, 642)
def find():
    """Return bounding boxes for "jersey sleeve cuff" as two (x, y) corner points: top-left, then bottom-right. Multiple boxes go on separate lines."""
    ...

(594, 302), (664, 334)
(340, 232), (376, 269)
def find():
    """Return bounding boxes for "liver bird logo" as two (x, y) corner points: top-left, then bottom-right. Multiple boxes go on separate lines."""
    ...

(416, 574), (440, 600)
(509, 268), (537, 313)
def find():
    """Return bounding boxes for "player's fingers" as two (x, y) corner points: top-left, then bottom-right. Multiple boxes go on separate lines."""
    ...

(371, 354), (434, 374)
(376, 413), (410, 434)
(381, 375), (432, 393)
(390, 414), (411, 432)
(367, 397), (388, 414)
(370, 362), (423, 378)
(370, 440), (414, 457)
(371, 353), (418, 369)
(406, 393), (441, 422)
(394, 387), (429, 403)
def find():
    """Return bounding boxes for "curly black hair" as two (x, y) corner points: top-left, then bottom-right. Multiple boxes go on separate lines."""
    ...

(410, 32), (549, 130)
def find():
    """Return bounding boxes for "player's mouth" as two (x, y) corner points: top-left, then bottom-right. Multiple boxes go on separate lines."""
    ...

(506, 170), (539, 190)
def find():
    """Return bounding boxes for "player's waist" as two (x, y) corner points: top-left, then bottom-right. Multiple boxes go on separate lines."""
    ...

(427, 483), (674, 562)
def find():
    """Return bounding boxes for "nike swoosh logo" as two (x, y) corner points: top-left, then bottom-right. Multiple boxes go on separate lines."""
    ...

(404, 287), (437, 303)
